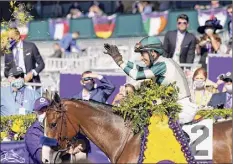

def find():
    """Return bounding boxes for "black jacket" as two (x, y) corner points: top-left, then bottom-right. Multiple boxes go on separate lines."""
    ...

(4, 41), (45, 83)
(163, 30), (197, 63)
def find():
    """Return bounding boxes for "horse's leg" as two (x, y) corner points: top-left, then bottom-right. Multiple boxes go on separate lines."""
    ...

(117, 134), (141, 163)
(213, 121), (232, 163)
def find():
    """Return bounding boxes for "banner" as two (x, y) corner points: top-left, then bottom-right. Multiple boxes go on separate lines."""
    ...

(49, 18), (70, 40)
(142, 10), (169, 36)
(0, 141), (31, 163)
(197, 7), (227, 27)
(0, 140), (110, 163)
(59, 73), (127, 104)
(208, 54), (232, 91)
(92, 14), (116, 39)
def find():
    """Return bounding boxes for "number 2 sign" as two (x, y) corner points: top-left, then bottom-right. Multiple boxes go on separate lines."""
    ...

(182, 119), (213, 160)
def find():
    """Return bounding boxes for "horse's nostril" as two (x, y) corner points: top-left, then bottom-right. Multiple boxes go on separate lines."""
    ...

(45, 159), (49, 163)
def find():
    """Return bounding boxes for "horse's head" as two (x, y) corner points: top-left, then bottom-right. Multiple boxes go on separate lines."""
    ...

(44, 92), (80, 150)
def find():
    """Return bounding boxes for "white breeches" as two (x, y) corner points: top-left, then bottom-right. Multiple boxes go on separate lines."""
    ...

(178, 97), (198, 124)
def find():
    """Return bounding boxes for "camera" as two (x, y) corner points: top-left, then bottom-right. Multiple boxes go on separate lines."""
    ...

(217, 74), (225, 80)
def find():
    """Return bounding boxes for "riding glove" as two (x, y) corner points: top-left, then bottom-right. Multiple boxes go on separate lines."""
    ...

(104, 43), (123, 65)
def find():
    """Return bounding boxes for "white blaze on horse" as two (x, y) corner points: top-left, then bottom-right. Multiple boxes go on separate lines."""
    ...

(42, 94), (232, 163)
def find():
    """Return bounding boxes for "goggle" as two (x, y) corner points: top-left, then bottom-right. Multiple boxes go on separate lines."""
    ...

(82, 77), (93, 81)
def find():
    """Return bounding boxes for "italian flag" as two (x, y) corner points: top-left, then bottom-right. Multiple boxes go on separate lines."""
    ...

(142, 11), (168, 36)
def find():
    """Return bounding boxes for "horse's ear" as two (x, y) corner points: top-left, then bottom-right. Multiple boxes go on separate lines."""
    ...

(53, 92), (61, 104)
(43, 89), (53, 102)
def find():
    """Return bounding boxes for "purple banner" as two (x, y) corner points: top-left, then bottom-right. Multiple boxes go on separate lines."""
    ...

(0, 140), (110, 163)
(0, 141), (31, 163)
(208, 55), (232, 91)
(60, 73), (127, 104)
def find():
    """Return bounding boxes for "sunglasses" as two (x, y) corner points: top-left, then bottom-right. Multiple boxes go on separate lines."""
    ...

(10, 74), (24, 79)
(178, 22), (187, 25)
(82, 77), (94, 81)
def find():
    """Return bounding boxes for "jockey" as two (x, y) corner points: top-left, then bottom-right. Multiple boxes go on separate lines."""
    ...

(104, 36), (197, 124)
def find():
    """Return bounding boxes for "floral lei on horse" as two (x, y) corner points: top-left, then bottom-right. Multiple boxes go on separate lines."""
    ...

(113, 80), (232, 163)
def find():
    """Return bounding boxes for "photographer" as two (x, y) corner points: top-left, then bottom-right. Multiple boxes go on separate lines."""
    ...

(197, 18), (222, 70)
(112, 83), (136, 106)
(208, 72), (232, 109)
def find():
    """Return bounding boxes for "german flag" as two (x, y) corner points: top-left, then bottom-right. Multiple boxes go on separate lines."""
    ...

(92, 14), (116, 39)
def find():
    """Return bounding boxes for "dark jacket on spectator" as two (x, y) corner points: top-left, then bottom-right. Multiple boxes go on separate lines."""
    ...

(4, 41), (45, 83)
(163, 30), (196, 63)
(25, 121), (43, 164)
(72, 76), (115, 103)
(207, 92), (231, 108)
(51, 49), (62, 58)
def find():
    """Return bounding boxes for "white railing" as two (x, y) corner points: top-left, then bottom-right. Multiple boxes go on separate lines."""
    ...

(44, 57), (91, 73)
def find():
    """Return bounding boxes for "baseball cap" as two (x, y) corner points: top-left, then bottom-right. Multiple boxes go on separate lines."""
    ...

(34, 97), (51, 112)
(8, 66), (24, 77)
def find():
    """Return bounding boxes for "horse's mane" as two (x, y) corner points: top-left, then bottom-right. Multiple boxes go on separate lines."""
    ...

(68, 98), (114, 112)
(59, 98), (124, 120)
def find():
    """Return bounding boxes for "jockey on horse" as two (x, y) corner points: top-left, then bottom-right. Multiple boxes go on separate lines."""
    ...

(104, 36), (198, 125)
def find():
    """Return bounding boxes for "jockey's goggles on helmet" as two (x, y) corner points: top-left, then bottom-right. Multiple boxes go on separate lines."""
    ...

(134, 43), (163, 53)
(82, 77), (94, 81)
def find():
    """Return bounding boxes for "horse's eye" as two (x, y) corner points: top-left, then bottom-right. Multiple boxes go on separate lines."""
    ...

(50, 123), (57, 128)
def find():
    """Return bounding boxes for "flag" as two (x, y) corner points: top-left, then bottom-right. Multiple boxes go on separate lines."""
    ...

(197, 7), (227, 27)
(92, 14), (116, 39)
(17, 24), (29, 40)
(142, 11), (169, 36)
(1, 22), (28, 40)
(49, 19), (70, 40)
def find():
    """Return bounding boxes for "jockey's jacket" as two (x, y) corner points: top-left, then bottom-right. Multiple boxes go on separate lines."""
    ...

(120, 56), (191, 100)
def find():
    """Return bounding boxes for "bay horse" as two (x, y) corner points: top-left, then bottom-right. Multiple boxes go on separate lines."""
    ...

(44, 97), (232, 163)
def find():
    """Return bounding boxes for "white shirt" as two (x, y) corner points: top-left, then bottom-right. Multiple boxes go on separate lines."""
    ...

(13, 40), (26, 73)
(173, 31), (186, 63)
(82, 90), (91, 100)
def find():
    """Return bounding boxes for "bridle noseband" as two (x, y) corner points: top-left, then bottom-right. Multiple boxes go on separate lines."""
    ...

(46, 102), (80, 150)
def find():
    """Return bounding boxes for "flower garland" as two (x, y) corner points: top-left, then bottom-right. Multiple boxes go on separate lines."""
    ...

(113, 80), (182, 134)
(142, 115), (189, 163)
(0, 114), (36, 141)
(196, 108), (232, 120)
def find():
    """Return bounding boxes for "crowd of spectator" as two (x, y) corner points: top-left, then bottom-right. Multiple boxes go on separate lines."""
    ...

(1, 1), (231, 21)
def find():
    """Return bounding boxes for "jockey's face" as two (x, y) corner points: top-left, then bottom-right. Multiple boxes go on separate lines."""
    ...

(140, 51), (159, 67)
(140, 51), (151, 67)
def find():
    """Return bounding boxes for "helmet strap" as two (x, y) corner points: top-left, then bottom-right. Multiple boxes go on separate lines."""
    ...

(148, 50), (155, 67)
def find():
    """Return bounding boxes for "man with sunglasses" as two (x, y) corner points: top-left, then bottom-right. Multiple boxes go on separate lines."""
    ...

(104, 36), (198, 124)
(1, 66), (40, 116)
(72, 71), (115, 103)
(163, 14), (196, 64)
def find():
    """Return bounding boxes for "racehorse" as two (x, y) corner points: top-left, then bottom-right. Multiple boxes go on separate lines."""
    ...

(43, 96), (232, 163)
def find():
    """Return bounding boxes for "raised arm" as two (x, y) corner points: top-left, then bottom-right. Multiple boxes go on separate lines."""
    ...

(120, 61), (166, 80)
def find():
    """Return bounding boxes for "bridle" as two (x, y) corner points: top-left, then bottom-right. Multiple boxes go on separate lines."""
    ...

(45, 101), (81, 163)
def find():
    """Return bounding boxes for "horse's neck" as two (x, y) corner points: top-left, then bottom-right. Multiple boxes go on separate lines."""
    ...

(69, 101), (131, 162)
